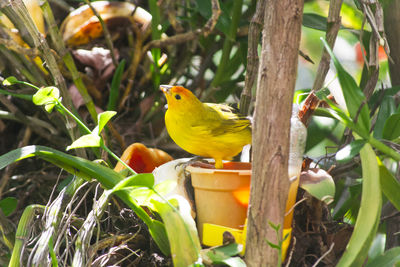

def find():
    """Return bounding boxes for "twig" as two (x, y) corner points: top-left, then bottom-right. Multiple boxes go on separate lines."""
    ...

(311, 242), (335, 267)
(202, 0), (221, 37)
(0, 45), (42, 85)
(0, 36), (39, 57)
(143, 0), (221, 51)
(40, 0), (98, 122)
(311, 0), (343, 92)
(240, 0), (266, 115)
(4, 0), (83, 152)
(119, 23), (144, 111)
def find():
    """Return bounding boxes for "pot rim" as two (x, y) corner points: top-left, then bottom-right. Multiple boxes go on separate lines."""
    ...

(187, 161), (251, 175)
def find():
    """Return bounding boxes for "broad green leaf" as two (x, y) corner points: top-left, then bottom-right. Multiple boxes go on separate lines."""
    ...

(302, 13), (329, 31)
(220, 257), (246, 267)
(369, 87), (400, 110)
(318, 107), (356, 133)
(32, 86), (60, 105)
(321, 38), (371, 136)
(107, 60), (126, 111)
(337, 140), (381, 267)
(66, 134), (101, 150)
(368, 233), (385, 262)
(202, 243), (245, 267)
(378, 159), (400, 211)
(149, 219), (171, 256)
(299, 168), (335, 204)
(382, 113), (400, 140)
(152, 197), (201, 267)
(336, 140), (366, 163)
(0, 145), (170, 255)
(97, 111), (117, 134)
(154, 180), (177, 196)
(3, 76), (19, 86)
(129, 187), (156, 207)
(332, 182), (362, 222)
(365, 247), (400, 267)
(48, 236), (58, 267)
(0, 197), (17, 216)
(373, 96), (396, 139)
(112, 173), (155, 193)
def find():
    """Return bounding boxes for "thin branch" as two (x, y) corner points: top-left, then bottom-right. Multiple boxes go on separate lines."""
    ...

(311, 242), (335, 267)
(240, 0), (266, 115)
(40, 0), (98, 122)
(143, 0), (221, 51)
(311, 0), (344, 92)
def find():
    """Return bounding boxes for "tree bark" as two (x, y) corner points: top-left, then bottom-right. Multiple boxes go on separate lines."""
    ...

(384, 0), (400, 86)
(245, 1), (304, 266)
(383, 0), (400, 250)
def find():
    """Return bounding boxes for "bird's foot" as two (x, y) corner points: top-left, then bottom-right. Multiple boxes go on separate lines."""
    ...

(175, 156), (215, 170)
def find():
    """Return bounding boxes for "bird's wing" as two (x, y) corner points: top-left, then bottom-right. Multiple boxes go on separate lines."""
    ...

(190, 103), (251, 136)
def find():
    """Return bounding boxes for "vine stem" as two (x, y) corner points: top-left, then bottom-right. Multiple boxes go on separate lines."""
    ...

(58, 101), (137, 174)
(368, 137), (400, 161)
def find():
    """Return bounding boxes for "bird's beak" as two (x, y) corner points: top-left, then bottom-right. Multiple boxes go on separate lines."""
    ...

(160, 85), (172, 94)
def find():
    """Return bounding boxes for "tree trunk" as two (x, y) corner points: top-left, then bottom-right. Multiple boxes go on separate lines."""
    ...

(245, 1), (304, 266)
(383, 0), (400, 249)
(384, 0), (400, 86)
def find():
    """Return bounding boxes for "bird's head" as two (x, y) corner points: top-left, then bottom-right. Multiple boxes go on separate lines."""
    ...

(160, 85), (201, 111)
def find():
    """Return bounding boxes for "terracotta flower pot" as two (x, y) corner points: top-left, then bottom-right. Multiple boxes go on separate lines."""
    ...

(187, 162), (251, 241)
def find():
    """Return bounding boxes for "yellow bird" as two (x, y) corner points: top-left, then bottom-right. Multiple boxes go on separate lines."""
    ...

(160, 85), (252, 169)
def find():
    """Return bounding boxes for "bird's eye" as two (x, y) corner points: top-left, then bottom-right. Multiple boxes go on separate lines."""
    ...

(175, 94), (181, 100)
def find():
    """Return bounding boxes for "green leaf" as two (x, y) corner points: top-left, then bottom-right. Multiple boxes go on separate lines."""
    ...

(266, 241), (281, 250)
(366, 247), (400, 267)
(152, 197), (201, 266)
(97, 111), (117, 135)
(268, 221), (281, 232)
(221, 257), (246, 267)
(337, 139), (382, 266)
(48, 236), (58, 267)
(129, 187), (156, 207)
(293, 89), (311, 104)
(336, 140), (366, 163)
(378, 159), (400, 211)
(0, 197), (17, 216)
(382, 113), (400, 140)
(332, 182), (362, 221)
(66, 134), (101, 150)
(321, 38), (371, 136)
(154, 180), (177, 196)
(302, 13), (328, 31)
(0, 145), (170, 255)
(32, 86), (60, 105)
(202, 244), (245, 267)
(302, 13), (346, 31)
(112, 173), (155, 193)
(0, 89), (33, 101)
(149, 219), (171, 256)
(318, 106), (356, 133)
(3, 76), (19, 86)
(373, 96), (396, 139)
(107, 59), (125, 111)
